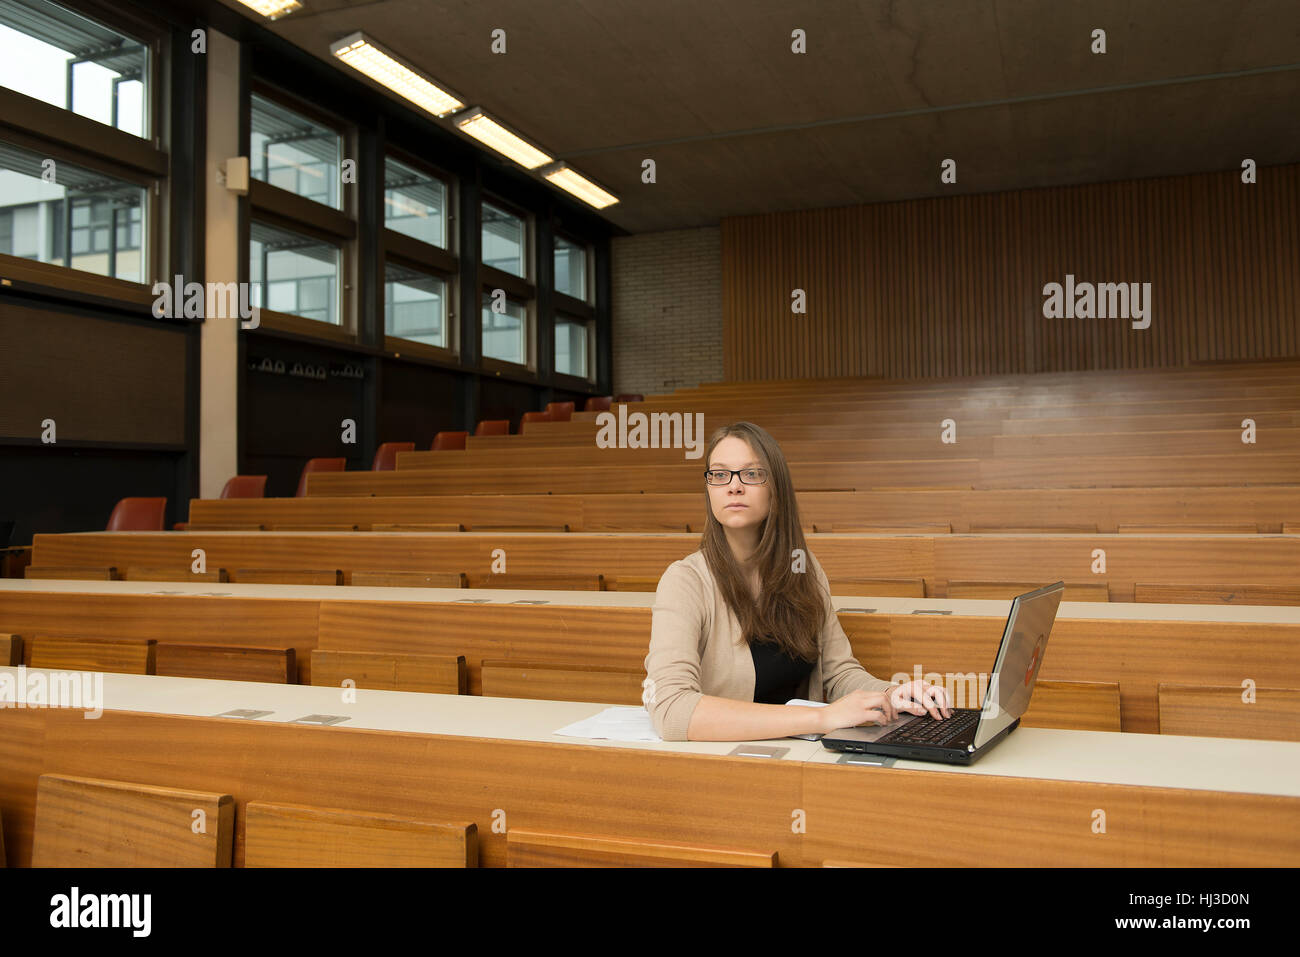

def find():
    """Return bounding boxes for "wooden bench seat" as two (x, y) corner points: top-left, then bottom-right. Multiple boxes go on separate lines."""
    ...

(234, 569), (342, 585)
(469, 573), (606, 591)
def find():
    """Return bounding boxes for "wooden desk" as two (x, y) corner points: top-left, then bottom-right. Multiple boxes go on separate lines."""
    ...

(1, 669), (1296, 868)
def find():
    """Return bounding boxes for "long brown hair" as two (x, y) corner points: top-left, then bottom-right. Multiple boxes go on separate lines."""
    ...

(700, 422), (824, 662)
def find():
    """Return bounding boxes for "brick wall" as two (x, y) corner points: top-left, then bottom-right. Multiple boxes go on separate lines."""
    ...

(611, 227), (722, 397)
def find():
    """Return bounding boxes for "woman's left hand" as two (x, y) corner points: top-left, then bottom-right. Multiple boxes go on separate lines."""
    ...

(889, 680), (953, 720)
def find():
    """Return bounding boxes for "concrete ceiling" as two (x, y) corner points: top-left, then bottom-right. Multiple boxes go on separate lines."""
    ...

(222, 0), (1300, 233)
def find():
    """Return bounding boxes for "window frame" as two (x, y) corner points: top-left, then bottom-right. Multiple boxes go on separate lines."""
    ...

(380, 144), (459, 360)
(478, 191), (536, 376)
(246, 80), (357, 339)
(0, 0), (166, 304)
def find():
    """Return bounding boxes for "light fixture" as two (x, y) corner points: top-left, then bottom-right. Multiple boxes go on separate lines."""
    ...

(453, 108), (553, 170)
(234, 0), (303, 19)
(329, 32), (465, 118)
(539, 162), (619, 209)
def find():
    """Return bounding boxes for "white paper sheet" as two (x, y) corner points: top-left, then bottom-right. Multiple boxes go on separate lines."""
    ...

(554, 705), (662, 741)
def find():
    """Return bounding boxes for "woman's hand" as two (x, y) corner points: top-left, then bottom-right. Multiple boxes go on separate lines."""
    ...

(818, 689), (896, 733)
(889, 680), (953, 720)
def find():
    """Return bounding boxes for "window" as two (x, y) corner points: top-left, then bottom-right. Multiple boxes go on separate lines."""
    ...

(0, 140), (147, 282)
(554, 235), (587, 301)
(0, 0), (149, 138)
(384, 156), (447, 248)
(481, 199), (526, 277)
(481, 290), (527, 365)
(250, 93), (341, 210)
(385, 261), (448, 348)
(555, 315), (589, 378)
(249, 221), (340, 325)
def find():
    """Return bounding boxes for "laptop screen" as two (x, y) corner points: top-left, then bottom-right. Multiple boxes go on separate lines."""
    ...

(974, 582), (1064, 748)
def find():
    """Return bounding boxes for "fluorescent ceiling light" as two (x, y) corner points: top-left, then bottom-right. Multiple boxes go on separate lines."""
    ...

(540, 162), (619, 209)
(329, 31), (465, 118)
(453, 108), (553, 170)
(234, 0), (303, 19)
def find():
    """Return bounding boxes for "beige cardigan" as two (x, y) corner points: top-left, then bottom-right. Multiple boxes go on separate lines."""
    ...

(642, 549), (895, 741)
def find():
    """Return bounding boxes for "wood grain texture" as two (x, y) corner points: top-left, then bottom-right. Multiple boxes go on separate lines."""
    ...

(28, 636), (155, 675)
(234, 569), (342, 585)
(244, 802), (476, 867)
(31, 773), (233, 867)
(154, 644), (294, 684)
(481, 659), (644, 705)
(1158, 684), (1300, 742)
(505, 828), (775, 867)
(123, 566), (228, 583)
(1135, 583), (1300, 605)
(947, 580), (1110, 601)
(887, 615), (1300, 734)
(349, 571), (466, 588)
(6, 708), (807, 867)
(25, 566), (116, 581)
(3, 634), (19, 666)
(187, 486), (1300, 535)
(310, 649), (467, 694)
(723, 170), (1300, 379)
(0, 591), (319, 685)
(800, 761), (1300, 866)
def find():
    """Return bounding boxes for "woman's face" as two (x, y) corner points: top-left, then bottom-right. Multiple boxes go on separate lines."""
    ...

(706, 435), (772, 533)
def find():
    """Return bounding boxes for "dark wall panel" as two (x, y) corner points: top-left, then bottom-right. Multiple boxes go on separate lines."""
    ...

(378, 359), (466, 450)
(0, 301), (187, 444)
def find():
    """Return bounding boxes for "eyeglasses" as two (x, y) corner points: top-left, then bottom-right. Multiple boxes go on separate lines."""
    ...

(704, 468), (768, 486)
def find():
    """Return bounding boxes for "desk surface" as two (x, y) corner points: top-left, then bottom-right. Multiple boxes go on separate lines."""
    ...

(4, 578), (1299, 623)
(4, 667), (1298, 797)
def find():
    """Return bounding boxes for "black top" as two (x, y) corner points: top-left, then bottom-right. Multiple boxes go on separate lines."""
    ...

(750, 635), (815, 705)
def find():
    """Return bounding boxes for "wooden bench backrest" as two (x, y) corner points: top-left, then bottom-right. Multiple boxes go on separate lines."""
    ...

(480, 659), (643, 705)
(154, 644), (294, 683)
(243, 802), (476, 867)
(1135, 583), (1300, 605)
(505, 829), (775, 867)
(888, 615), (1300, 734)
(1157, 684), (1300, 741)
(123, 566), (228, 583)
(947, 580), (1110, 601)
(349, 571), (466, 588)
(32, 773), (233, 867)
(310, 649), (466, 694)
(28, 635), (155, 675)
(235, 569), (342, 585)
(25, 565), (117, 581)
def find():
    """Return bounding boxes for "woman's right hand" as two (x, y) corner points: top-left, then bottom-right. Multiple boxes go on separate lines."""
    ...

(817, 690), (897, 734)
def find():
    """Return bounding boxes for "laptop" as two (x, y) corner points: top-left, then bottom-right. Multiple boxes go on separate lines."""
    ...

(820, 581), (1064, 765)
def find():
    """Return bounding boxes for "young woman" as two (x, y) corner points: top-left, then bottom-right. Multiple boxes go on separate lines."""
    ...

(643, 421), (952, 741)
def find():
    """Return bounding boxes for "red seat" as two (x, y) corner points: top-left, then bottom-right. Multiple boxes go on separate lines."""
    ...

(474, 420), (510, 436)
(545, 401), (575, 422)
(584, 396), (612, 412)
(296, 457), (347, 497)
(107, 497), (167, 531)
(432, 431), (468, 451)
(221, 475), (268, 498)
(371, 442), (416, 471)
(519, 411), (552, 434)
(614, 393), (644, 403)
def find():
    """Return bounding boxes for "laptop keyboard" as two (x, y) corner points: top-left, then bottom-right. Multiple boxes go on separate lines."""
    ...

(878, 709), (979, 747)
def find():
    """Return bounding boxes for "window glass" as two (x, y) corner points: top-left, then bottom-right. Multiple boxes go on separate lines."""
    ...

(384, 156), (447, 248)
(249, 220), (340, 325)
(481, 289), (526, 364)
(251, 93), (341, 209)
(481, 199), (525, 277)
(385, 261), (447, 348)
